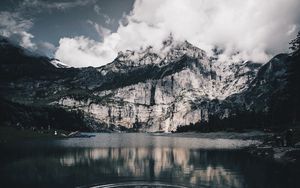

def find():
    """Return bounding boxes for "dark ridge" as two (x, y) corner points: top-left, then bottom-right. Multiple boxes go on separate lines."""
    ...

(0, 38), (80, 81)
(0, 97), (89, 131)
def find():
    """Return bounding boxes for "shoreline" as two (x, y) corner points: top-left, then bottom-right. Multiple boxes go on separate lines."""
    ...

(245, 142), (300, 164)
(243, 127), (300, 164)
(0, 126), (69, 143)
(1, 126), (300, 164)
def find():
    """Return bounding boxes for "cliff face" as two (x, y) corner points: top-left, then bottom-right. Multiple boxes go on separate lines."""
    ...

(1, 36), (291, 132)
(54, 40), (261, 132)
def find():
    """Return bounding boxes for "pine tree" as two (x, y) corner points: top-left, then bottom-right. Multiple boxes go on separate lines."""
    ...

(290, 31), (300, 56)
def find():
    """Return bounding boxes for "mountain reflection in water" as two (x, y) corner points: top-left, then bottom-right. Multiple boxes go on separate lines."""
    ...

(59, 148), (243, 187)
(0, 133), (298, 188)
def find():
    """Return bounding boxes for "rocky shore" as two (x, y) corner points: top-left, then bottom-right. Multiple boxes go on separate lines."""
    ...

(246, 127), (300, 164)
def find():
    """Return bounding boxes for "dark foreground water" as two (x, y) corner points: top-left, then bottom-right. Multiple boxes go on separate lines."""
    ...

(0, 133), (299, 188)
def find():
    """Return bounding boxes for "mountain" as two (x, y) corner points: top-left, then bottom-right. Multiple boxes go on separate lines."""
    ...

(0, 36), (297, 132)
(57, 39), (262, 132)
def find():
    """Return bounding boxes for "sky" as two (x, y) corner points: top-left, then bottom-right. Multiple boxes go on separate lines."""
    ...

(0, 0), (300, 67)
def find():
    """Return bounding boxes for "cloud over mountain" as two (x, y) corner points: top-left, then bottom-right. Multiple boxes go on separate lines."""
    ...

(53, 0), (300, 67)
(0, 11), (36, 49)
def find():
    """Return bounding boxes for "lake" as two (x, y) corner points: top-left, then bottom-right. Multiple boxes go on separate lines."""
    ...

(0, 133), (299, 188)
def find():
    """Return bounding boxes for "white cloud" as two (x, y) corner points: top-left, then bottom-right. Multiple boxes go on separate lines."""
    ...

(56, 0), (300, 67)
(0, 11), (57, 56)
(19, 31), (36, 49)
(55, 36), (118, 67)
(0, 11), (36, 49)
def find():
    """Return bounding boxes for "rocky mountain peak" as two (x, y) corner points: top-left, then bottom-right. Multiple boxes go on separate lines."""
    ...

(161, 40), (206, 63)
(110, 37), (208, 70)
(116, 46), (160, 64)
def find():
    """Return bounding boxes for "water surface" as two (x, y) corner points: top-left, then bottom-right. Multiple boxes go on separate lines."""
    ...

(0, 133), (298, 188)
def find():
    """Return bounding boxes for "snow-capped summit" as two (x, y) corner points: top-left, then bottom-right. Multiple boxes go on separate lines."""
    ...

(50, 59), (70, 68)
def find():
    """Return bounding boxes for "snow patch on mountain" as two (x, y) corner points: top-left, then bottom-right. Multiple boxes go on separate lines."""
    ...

(50, 59), (70, 68)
